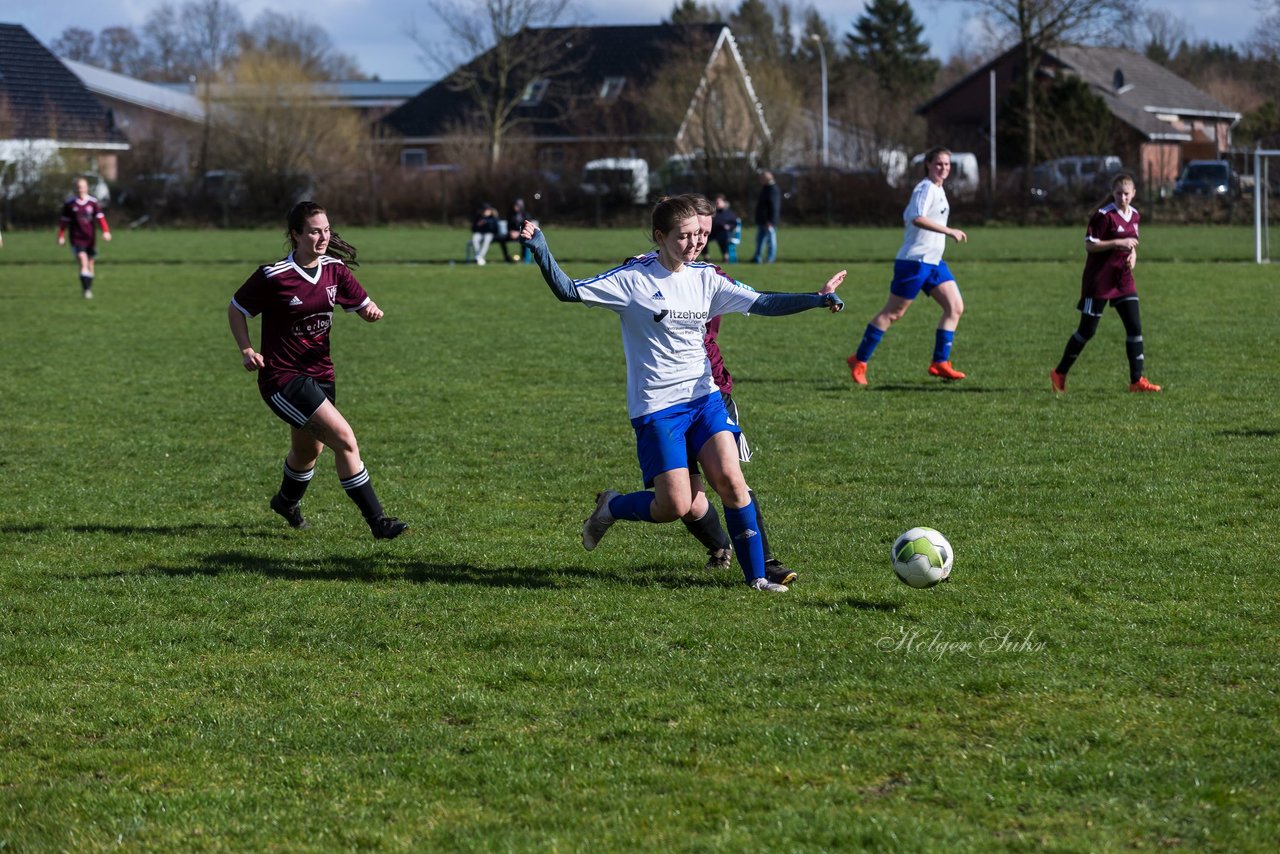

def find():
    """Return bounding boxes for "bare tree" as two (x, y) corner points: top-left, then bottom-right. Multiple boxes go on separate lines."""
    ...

(179, 0), (245, 176)
(143, 4), (197, 81)
(410, 0), (578, 167)
(239, 11), (367, 80)
(211, 51), (369, 217)
(98, 26), (148, 76)
(957, 0), (1130, 183)
(51, 28), (97, 63)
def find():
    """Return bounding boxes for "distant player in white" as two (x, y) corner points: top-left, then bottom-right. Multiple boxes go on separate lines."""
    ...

(848, 146), (968, 385)
(518, 195), (846, 593)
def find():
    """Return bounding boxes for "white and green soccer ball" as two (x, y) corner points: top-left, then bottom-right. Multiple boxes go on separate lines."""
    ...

(891, 527), (953, 589)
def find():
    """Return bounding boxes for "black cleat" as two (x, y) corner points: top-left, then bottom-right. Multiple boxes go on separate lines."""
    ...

(270, 494), (309, 529)
(705, 547), (732, 571)
(370, 515), (408, 540)
(764, 559), (797, 586)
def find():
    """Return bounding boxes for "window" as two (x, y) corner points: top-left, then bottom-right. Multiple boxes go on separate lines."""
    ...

(520, 78), (550, 106)
(400, 149), (427, 170)
(599, 77), (626, 102)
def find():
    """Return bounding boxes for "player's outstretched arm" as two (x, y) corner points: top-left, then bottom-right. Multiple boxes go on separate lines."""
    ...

(519, 223), (581, 303)
(751, 270), (847, 316)
(357, 301), (384, 322)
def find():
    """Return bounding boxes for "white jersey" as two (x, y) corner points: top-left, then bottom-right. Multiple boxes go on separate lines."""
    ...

(895, 178), (949, 265)
(575, 255), (760, 418)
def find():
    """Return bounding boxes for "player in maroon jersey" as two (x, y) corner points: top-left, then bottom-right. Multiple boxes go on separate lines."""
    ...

(228, 201), (408, 539)
(56, 177), (111, 299)
(1050, 173), (1161, 394)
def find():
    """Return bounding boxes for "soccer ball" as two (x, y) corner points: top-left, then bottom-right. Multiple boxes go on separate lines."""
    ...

(891, 527), (953, 589)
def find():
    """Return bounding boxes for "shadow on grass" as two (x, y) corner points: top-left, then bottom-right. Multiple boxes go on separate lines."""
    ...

(0, 522), (286, 539)
(865, 382), (1001, 394)
(808, 597), (903, 613)
(73, 553), (732, 590)
(1216, 428), (1278, 438)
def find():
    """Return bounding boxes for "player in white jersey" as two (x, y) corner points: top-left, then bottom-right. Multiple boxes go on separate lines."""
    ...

(847, 146), (969, 385)
(518, 195), (846, 593)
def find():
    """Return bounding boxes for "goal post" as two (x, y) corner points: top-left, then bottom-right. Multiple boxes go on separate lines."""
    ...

(1254, 149), (1280, 264)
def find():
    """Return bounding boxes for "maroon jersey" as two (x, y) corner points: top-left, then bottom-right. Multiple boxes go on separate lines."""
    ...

(703, 315), (733, 395)
(1081, 203), (1139, 300)
(231, 254), (371, 396)
(59, 195), (108, 248)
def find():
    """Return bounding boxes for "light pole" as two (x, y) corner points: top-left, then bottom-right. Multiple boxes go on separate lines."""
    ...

(810, 34), (828, 169)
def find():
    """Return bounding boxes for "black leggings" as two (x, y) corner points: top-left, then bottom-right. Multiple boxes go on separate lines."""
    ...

(1057, 299), (1146, 383)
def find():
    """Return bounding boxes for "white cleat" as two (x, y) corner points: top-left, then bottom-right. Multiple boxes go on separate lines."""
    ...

(748, 577), (788, 593)
(581, 490), (620, 551)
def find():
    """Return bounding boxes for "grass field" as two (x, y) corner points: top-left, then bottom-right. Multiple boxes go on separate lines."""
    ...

(2, 223), (1278, 851)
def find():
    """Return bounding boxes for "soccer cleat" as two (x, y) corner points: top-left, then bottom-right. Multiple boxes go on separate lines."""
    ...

(1049, 369), (1067, 394)
(370, 515), (409, 539)
(269, 493), (309, 529)
(764, 559), (797, 586)
(748, 576), (788, 593)
(83, 289), (94, 299)
(1129, 377), (1162, 393)
(847, 355), (868, 386)
(582, 490), (620, 551)
(929, 360), (966, 380)
(705, 547), (732, 570)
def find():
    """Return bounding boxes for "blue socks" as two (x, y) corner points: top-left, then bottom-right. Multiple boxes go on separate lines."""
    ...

(608, 491), (654, 522)
(724, 501), (766, 582)
(933, 329), (955, 363)
(855, 324), (885, 363)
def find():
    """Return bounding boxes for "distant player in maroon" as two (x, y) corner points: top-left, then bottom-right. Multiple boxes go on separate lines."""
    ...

(1050, 173), (1161, 393)
(57, 177), (111, 299)
(228, 201), (408, 539)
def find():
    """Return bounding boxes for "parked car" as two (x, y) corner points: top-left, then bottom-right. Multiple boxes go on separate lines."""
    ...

(581, 158), (649, 204)
(1173, 160), (1240, 199)
(1029, 155), (1123, 201)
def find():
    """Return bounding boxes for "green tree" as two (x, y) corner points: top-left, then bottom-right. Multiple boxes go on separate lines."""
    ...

(667, 0), (722, 24)
(846, 0), (938, 94)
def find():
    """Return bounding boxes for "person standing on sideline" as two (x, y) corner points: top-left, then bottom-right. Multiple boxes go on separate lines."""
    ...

(847, 147), (968, 385)
(517, 195), (845, 593)
(57, 177), (111, 299)
(751, 171), (780, 263)
(709, 194), (739, 262)
(228, 201), (408, 539)
(1050, 173), (1161, 393)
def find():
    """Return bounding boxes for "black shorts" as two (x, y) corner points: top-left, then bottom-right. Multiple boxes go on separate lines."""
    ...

(264, 375), (335, 428)
(1078, 295), (1138, 317)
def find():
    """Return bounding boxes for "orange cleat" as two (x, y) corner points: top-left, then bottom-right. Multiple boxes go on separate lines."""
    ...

(928, 361), (966, 380)
(847, 355), (868, 386)
(1049, 369), (1067, 394)
(1129, 377), (1162, 393)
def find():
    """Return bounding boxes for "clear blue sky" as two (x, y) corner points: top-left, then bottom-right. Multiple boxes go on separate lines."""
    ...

(3, 0), (1264, 81)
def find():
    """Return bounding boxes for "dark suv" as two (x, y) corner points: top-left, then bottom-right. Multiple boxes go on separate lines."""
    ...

(1173, 160), (1240, 199)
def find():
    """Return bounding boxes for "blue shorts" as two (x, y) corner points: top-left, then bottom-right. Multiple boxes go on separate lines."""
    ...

(889, 259), (956, 300)
(631, 392), (740, 488)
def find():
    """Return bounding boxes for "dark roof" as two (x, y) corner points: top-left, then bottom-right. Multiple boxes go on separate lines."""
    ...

(919, 43), (1240, 139)
(0, 23), (128, 144)
(381, 23), (725, 141)
(1049, 45), (1240, 138)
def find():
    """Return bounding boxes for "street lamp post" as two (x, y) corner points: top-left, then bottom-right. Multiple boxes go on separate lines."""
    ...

(811, 34), (828, 169)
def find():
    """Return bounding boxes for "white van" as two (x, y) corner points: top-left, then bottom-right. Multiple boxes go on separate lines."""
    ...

(909, 151), (979, 199)
(581, 158), (650, 205)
